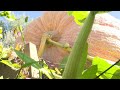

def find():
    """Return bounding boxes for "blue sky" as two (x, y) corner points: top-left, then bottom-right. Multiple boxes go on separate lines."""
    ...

(12, 11), (120, 20)
(0, 11), (120, 20)
(1, 11), (120, 21)
(109, 11), (120, 19)
(13, 11), (43, 20)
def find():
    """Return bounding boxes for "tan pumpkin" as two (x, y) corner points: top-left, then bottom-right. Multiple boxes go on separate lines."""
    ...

(15, 11), (120, 67)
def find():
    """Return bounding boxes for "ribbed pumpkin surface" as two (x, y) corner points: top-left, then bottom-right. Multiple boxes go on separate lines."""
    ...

(15, 11), (120, 67)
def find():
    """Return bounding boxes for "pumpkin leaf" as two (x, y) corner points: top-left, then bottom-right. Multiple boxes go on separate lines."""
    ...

(92, 57), (120, 79)
(81, 65), (98, 79)
(71, 11), (90, 25)
(111, 69), (120, 79)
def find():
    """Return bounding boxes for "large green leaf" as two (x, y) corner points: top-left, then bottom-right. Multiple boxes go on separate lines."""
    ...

(115, 59), (120, 66)
(14, 50), (42, 69)
(111, 69), (120, 79)
(81, 65), (98, 79)
(21, 61), (39, 68)
(92, 57), (120, 79)
(69, 11), (90, 25)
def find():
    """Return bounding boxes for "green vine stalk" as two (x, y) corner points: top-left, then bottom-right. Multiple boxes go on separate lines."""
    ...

(62, 11), (96, 79)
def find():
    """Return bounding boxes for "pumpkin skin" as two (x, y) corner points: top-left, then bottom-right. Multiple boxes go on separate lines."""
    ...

(88, 13), (120, 62)
(15, 11), (120, 67)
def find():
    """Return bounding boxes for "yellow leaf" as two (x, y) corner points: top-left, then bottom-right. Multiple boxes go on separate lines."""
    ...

(0, 34), (3, 39)
(15, 44), (22, 51)
(0, 27), (2, 34)
(0, 43), (3, 53)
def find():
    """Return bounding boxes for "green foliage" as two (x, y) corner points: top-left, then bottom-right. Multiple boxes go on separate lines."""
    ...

(0, 43), (20, 71)
(0, 27), (3, 39)
(1, 11), (119, 79)
(0, 43), (3, 53)
(15, 50), (42, 69)
(0, 60), (20, 70)
(67, 11), (73, 15)
(92, 57), (120, 79)
(81, 65), (98, 79)
(62, 11), (96, 79)
(111, 70), (120, 79)
(0, 11), (16, 21)
(68, 11), (90, 25)
(25, 16), (29, 22)
(14, 50), (62, 79)
(0, 27), (2, 34)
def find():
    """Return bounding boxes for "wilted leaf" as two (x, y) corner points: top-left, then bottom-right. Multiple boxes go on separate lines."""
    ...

(15, 44), (22, 51)
(40, 68), (53, 79)
(55, 68), (61, 75)
(81, 65), (98, 79)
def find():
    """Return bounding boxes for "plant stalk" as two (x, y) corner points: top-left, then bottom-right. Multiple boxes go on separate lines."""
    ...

(62, 11), (96, 79)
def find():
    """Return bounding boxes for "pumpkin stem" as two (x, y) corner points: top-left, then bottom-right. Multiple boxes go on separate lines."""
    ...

(38, 31), (94, 62)
(38, 33), (49, 57)
(47, 38), (94, 61)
